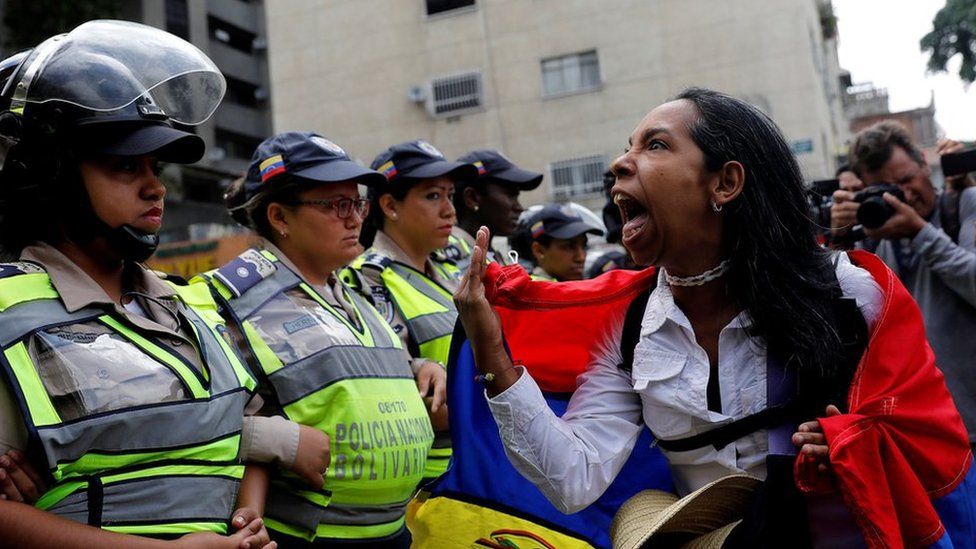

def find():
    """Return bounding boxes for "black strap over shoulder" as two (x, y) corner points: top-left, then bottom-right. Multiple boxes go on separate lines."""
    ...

(618, 278), (655, 373)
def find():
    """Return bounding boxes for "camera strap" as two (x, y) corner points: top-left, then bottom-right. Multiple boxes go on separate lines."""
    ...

(939, 190), (962, 244)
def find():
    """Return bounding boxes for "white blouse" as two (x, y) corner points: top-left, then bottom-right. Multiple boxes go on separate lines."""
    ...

(486, 253), (883, 513)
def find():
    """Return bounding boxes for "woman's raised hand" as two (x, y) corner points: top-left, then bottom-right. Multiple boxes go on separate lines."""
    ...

(454, 227), (504, 353)
(453, 227), (520, 395)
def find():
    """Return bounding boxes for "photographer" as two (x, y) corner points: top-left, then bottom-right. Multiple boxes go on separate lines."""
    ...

(830, 121), (976, 450)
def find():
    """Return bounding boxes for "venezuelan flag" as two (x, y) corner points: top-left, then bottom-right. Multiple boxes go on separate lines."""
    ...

(473, 160), (486, 176)
(531, 220), (545, 238)
(259, 154), (285, 182)
(378, 160), (398, 180)
(408, 267), (672, 549)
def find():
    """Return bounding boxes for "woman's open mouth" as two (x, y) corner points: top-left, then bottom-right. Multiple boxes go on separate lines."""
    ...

(613, 192), (649, 243)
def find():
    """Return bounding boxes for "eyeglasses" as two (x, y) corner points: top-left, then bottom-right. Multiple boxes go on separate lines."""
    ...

(286, 198), (370, 219)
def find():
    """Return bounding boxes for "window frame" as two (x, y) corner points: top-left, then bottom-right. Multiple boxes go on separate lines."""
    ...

(541, 50), (602, 99)
(548, 154), (608, 200)
(427, 70), (485, 118)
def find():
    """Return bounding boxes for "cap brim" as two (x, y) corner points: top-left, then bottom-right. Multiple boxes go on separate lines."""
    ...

(548, 221), (604, 239)
(82, 123), (205, 164)
(403, 160), (479, 181)
(294, 160), (387, 188)
(492, 166), (543, 190)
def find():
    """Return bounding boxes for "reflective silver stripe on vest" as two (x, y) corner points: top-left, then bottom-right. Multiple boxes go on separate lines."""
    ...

(268, 346), (412, 406)
(386, 263), (458, 346)
(46, 490), (88, 524)
(0, 299), (100, 348)
(406, 311), (456, 346)
(48, 475), (240, 525)
(37, 390), (248, 468)
(226, 264), (302, 321)
(179, 306), (243, 392)
(265, 489), (407, 531)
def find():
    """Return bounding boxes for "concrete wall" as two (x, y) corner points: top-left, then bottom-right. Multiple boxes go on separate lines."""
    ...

(267, 0), (847, 211)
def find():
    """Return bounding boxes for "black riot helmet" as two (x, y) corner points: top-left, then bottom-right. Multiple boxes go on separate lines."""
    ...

(0, 20), (225, 261)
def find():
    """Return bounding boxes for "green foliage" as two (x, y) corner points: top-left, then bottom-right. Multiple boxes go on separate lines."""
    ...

(921, 0), (976, 83)
(2, 0), (119, 52)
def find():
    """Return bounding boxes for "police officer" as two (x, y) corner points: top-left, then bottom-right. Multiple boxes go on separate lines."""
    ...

(437, 150), (542, 271)
(0, 21), (273, 548)
(522, 204), (604, 281)
(344, 140), (477, 482)
(202, 132), (442, 548)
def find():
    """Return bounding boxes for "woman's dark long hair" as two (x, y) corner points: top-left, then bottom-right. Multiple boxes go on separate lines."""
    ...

(676, 87), (843, 378)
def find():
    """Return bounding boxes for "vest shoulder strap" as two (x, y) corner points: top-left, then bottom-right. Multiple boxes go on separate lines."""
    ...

(0, 261), (59, 311)
(212, 248), (277, 298)
(0, 261), (46, 279)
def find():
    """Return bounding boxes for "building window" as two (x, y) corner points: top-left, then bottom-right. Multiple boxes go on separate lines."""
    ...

(542, 50), (601, 98)
(208, 16), (257, 54)
(426, 0), (475, 16)
(549, 154), (607, 200)
(215, 128), (262, 161)
(224, 75), (263, 108)
(429, 71), (483, 116)
(165, 0), (189, 40)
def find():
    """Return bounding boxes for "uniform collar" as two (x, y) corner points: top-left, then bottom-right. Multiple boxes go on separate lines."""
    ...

(372, 230), (454, 286)
(20, 241), (175, 314)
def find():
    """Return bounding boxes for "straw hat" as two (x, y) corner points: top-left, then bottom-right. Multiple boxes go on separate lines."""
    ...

(610, 474), (761, 549)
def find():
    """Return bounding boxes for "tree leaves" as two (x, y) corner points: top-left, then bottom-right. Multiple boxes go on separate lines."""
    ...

(921, 0), (976, 83)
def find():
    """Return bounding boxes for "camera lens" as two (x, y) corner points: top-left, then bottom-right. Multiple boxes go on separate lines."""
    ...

(857, 197), (893, 229)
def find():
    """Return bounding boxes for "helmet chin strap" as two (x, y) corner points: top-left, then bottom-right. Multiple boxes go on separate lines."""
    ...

(67, 186), (160, 263)
(102, 223), (159, 263)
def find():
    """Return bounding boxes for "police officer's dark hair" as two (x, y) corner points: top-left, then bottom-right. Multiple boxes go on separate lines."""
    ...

(359, 179), (414, 248)
(452, 176), (487, 217)
(848, 120), (925, 177)
(675, 87), (844, 379)
(245, 175), (304, 243)
(0, 113), (86, 255)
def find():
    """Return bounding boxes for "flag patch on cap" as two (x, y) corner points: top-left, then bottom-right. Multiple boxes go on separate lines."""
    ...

(379, 160), (398, 180)
(473, 161), (486, 175)
(531, 220), (545, 238)
(260, 155), (286, 182)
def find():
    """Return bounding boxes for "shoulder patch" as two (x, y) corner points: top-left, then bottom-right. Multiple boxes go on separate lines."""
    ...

(361, 253), (393, 272)
(434, 242), (465, 263)
(214, 249), (277, 298)
(0, 261), (46, 279)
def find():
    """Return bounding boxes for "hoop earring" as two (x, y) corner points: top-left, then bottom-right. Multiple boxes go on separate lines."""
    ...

(711, 201), (723, 213)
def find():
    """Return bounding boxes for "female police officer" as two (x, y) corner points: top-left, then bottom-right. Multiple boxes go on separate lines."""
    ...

(343, 140), (477, 482)
(203, 132), (442, 548)
(0, 21), (273, 548)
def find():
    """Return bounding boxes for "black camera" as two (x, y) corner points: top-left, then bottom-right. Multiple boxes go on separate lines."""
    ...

(853, 183), (905, 229)
(806, 178), (840, 245)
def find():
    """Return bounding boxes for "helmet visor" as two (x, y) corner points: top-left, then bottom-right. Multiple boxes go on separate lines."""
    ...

(15, 20), (225, 125)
